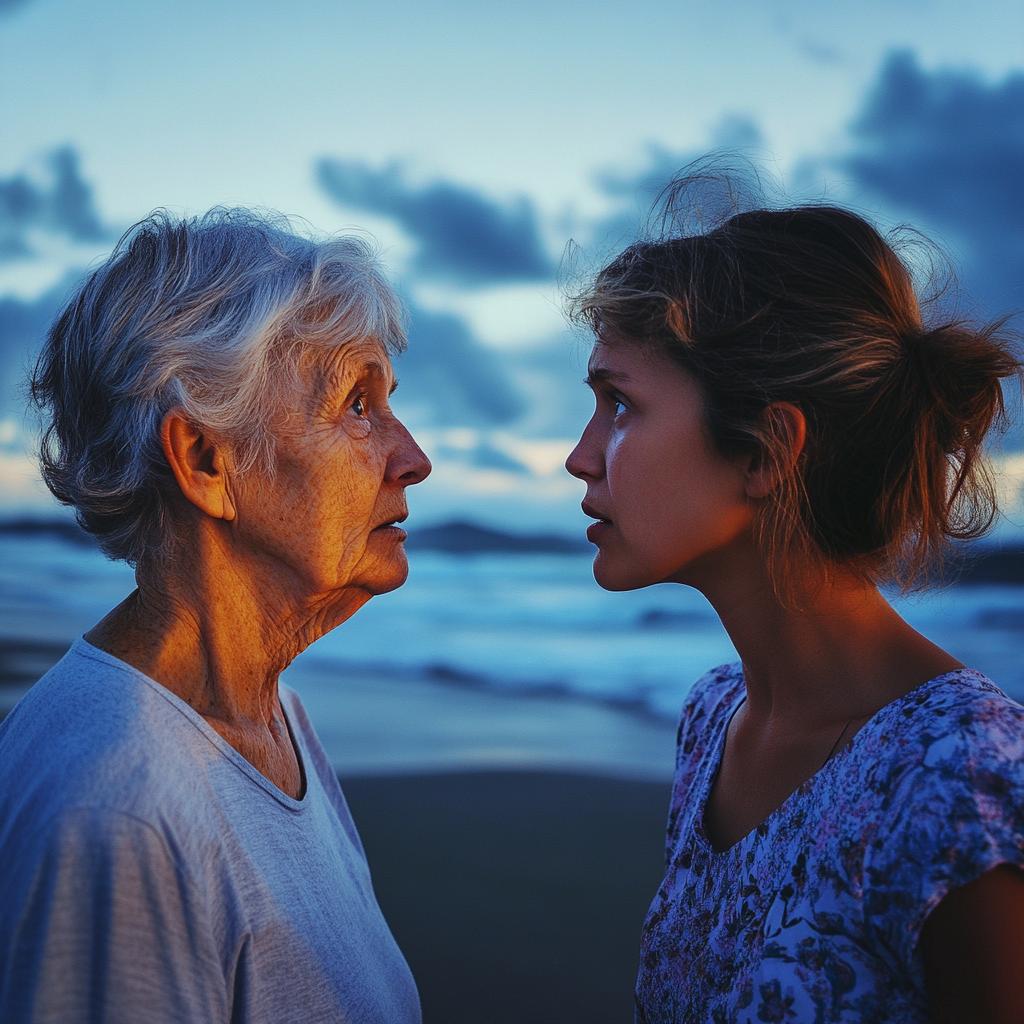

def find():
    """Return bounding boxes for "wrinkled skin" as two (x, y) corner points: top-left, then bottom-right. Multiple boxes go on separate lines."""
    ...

(86, 337), (431, 798)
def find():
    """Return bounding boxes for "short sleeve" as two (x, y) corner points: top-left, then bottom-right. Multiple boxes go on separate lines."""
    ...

(862, 695), (1024, 973)
(0, 806), (227, 1023)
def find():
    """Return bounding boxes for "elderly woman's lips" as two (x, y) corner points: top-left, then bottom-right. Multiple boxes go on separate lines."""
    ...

(371, 521), (408, 538)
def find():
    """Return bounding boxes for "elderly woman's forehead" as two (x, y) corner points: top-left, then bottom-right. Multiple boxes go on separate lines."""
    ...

(314, 339), (393, 389)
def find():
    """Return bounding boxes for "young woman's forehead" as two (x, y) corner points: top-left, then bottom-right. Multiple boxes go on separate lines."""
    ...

(587, 340), (674, 382)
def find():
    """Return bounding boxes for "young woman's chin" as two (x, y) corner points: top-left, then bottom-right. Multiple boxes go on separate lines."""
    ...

(591, 548), (664, 592)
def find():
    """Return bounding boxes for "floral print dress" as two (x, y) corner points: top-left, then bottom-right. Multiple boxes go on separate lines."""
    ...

(636, 663), (1024, 1023)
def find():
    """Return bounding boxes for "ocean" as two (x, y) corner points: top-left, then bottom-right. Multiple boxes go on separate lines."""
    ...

(3, 530), (1024, 777)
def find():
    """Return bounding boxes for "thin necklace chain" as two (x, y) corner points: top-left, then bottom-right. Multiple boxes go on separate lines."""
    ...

(822, 717), (855, 768)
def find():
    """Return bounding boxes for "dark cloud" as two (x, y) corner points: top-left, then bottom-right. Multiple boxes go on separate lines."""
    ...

(588, 118), (765, 248)
(0, 178), (40, 259)
(846, 51), (1024, 310)
(316, 159), (553, 286)
(467, 443), (529, 474)
(48, 148), (105, 241)
(0, 278), (73, 423)
(0, 284), (523, 430)
(393, 304), (524, 426)
(0, 147), (107, 260)
(590, 145), (692, 246)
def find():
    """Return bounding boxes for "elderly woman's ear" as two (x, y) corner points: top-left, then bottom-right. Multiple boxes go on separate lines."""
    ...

(160, 410), (238, 522)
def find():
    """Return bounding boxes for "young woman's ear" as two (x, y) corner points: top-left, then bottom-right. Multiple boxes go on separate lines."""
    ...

(745, 402), (807, 500)
(160, 410), (238, 522)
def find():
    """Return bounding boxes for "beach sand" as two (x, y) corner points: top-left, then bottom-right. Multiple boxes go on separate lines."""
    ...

(343, 771), (671, 1024)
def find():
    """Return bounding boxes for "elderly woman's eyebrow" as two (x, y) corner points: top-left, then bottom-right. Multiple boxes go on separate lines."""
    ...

(361, 360), (389, 383)
(340, 358), (390, 387)
(315, 357), (390, 401)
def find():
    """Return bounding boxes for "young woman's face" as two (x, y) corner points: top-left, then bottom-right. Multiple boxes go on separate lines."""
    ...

(565, 339), (755, 591)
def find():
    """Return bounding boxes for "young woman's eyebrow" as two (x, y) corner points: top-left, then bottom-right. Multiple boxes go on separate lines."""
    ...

(584, 368), (634, 387)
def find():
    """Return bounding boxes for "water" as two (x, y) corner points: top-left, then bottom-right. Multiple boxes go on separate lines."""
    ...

(3, 533), (1024, 772)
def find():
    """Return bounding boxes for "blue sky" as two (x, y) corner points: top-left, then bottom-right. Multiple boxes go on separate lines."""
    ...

(1, 0), (1022, 531)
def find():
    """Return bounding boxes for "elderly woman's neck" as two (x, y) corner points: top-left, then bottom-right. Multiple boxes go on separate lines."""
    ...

(84, 539), (372, 798)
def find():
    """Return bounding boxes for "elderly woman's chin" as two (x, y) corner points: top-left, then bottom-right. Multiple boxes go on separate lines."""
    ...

(354, 526), (412, 595)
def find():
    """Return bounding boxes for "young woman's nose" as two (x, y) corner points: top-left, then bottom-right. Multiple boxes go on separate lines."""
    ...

(565, 417), (604, 482)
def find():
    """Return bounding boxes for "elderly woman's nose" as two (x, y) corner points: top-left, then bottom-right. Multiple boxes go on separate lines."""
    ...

(388, 422), (432, 485)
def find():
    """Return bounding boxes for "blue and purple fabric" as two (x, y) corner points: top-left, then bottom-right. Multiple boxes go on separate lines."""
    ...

(636, 663), (1024, 1023)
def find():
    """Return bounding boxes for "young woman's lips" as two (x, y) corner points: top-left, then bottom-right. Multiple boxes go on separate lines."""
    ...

(582, 503), (613, 544)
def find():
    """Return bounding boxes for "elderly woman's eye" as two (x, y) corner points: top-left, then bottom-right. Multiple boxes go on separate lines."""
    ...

(351, 396), (367, 417)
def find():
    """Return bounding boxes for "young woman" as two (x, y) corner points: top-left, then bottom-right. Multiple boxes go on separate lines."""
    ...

(565, 202), (1024, 1023)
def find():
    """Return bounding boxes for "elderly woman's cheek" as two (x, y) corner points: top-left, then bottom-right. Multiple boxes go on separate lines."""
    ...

(340, 416), (373, 441)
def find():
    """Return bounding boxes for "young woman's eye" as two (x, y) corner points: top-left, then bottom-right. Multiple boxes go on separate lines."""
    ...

(613, 397), (628, 417)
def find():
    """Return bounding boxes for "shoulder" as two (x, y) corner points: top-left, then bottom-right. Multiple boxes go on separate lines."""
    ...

(681, 661), (744, 715)
(0, 797), (201, 948)
(848, 669), (1024, 840)
(851, 670), (1024, 967)
(0, 639), (230, 831)
(279, 683), (316, 741)
(859, 669), (1024, 800)
(279, 685), (340, 794)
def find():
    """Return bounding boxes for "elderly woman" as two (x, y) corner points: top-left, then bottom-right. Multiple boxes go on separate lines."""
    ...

(0, 210), (430, 1023)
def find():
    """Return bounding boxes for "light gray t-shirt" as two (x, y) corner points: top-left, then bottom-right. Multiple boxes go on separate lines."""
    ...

(0, 638), (421, 1024)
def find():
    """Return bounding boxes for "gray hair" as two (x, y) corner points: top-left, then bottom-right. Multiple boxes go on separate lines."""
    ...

(30, 207), (406, 567)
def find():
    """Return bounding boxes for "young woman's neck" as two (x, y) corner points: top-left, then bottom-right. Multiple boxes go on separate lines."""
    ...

(683, 537), (962, 729)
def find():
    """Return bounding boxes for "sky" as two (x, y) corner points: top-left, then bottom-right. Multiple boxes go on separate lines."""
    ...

(1, 0), (1022, 532)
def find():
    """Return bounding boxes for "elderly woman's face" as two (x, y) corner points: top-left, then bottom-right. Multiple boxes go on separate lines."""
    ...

(233, 337), (430, 604)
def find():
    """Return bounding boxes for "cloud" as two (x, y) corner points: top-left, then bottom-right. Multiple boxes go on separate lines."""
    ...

(587, 117), (766, 248)
(0, 280), (523, 433)
(394, 304), (524, 426)
(846, 51), (1024, 310)
(47, 148), (106, 242)
(0, 277), (73, 423)
(796, 38), (843, 67)
(0, 147), (107, 261)
(589, 144), (692, 246)
(316, 159), (554, 286)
